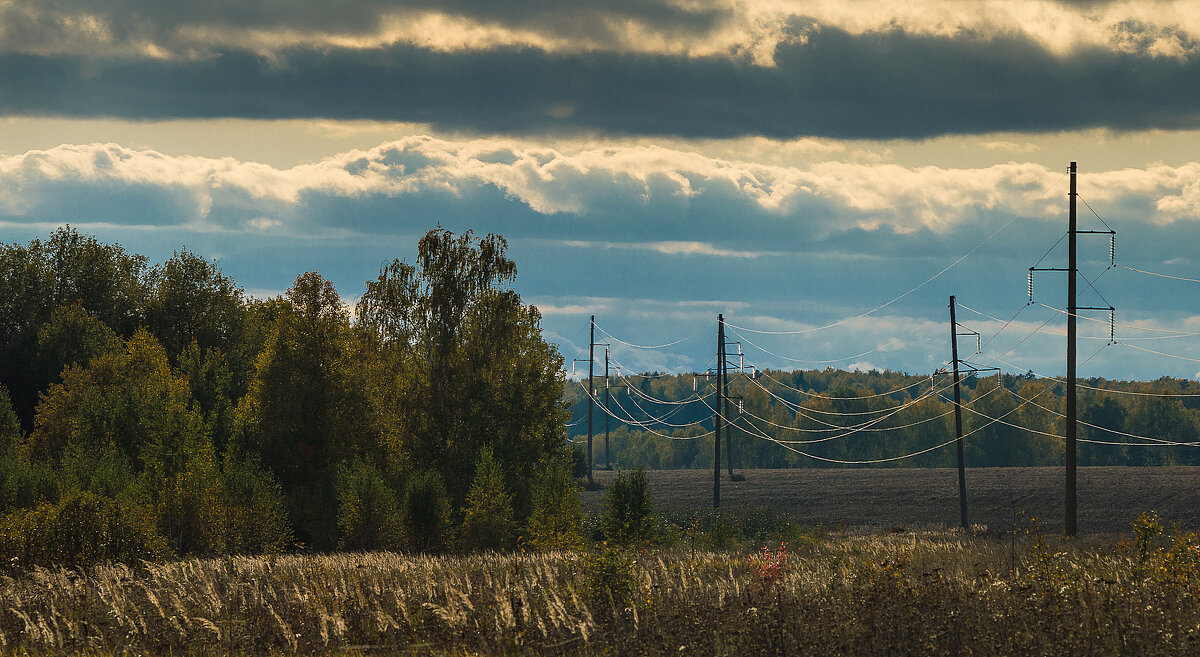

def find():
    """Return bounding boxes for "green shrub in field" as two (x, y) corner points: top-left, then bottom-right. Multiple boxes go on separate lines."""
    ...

(402, 469), (451, 552)
(458, 446), (516, 552)
(584, 542), (637, 611)
(0, 490), (167, 568)
(524, 452), (584, 551)
(221, 455), (292, 554)
(600, 468), (655, 545)
(334, 457), (403, 551)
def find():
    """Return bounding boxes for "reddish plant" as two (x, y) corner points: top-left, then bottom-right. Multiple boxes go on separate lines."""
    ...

(748, 542), (789, 592)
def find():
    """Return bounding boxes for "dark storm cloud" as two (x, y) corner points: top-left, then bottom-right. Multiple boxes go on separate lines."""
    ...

(3, 26), (1200, 139)
(0, 0), (727, 56)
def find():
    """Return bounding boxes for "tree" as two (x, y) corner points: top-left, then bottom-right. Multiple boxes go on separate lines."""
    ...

(458, 446), (516, 552)
(355, 229), (567, 518)
(0, 227), (148, 428)
(28, 328), (204, 471)
(524, 452), (584, 551)
(601, 468), (656, 545)
(145, 248), (246, 361)
(234, 272), (376, 548)
(334, 458), (403, 551)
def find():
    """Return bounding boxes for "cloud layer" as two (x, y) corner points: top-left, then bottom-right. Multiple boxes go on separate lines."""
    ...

(5, 16), (1200, 139)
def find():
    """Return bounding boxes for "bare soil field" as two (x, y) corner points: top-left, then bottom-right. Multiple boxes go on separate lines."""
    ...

(580, 466), (1200, 535)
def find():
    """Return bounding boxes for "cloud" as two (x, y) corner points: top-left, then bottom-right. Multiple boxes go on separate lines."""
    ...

(8, 22), (1200, 139)
(6, 0), (1200, 67)
(6, 138), (1200, 248)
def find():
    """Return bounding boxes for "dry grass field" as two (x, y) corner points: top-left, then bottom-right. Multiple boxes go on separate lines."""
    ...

(5, 528), (1200, 656)
(581, 466), (1200, 536)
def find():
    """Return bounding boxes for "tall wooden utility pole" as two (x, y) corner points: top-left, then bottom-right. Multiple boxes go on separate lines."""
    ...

(949, 296), (969, 530)
(723, 335), (735, 479)
(713, 314), (724, 509)
(1029, 161), (1113, 536)
(1066, 162), (1078, 537)
(587, 315), (595, 486)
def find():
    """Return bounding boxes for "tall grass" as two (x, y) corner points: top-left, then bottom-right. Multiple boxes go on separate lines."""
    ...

(2, 523), (1199, 655)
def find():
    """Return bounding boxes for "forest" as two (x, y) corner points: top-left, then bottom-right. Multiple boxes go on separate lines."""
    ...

(2, 226), (1199, 571)
(0, 227), (579, 567)
(564, 356), (1200, 470)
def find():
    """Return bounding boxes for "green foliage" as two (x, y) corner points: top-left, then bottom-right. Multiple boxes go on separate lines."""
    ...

(583, 543), (637, 611)
(29, 329), (205, 470)
(600, 468), (655, 545)
(220, 455), (292, 555)
(235, 271), (376, 548)
(142, 446), (227, 556)
(524, 453), (584, 551)
(146, 247), (246, 362)
(0, 454), (58, 515)
(58, 443), (136, 500)
(0, 490), (167, 568)
(34, 301), (122, 390)
(334, 458), (403, 551)
(0, 385), (19, 454)
(402, 470), (451, 553)
(356, 230), (567, 518)
(458, 446), (516, 552)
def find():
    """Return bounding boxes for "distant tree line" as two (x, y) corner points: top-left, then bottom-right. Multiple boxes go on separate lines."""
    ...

(565, 363), (1200, 469)
(0, 227), (581, 567)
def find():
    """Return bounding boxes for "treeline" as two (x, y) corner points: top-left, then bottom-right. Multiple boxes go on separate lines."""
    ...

(565, 366), (1200, 469)
(0, 227), (579, 567)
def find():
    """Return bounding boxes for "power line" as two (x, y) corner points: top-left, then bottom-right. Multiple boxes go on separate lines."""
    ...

(594, 323), (695, 350)
(579, 382), (714, 440)
(1117, 264), (1200, 284)
(726, 172), (1068, 338)
(1037, 302), (1200, 336)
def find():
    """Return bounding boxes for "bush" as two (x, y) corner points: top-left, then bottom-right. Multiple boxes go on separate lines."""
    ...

(600, 468), (655, 545)
(222, 456), (292, 554)
(524, 453), (584, 551)
(584, 543), (637, 611)
(147, 449), (227, 556)
(334, 458), (403, 551)
(0, 490), (167, 568)
(402, 470), (451, 553)
(58, 443), (136, 500)
(458, 446), (515, 552)
(0, 454), (58, 515)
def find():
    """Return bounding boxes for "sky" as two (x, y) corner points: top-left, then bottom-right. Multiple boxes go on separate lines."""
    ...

(3, 0), (1200, 382)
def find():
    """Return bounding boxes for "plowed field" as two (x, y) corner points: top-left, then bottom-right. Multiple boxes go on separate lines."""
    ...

(580, 466), (1200, 535)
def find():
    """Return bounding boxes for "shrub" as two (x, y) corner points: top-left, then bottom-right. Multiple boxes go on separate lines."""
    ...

(402, 470), (451, 553)
(524, 453), (584, 551)
(600, 468), (655, 545)
(458, 446), (516, 552)
(147, 449), (227, 556)
(334, 458), (403, 551)
(584, 542), (637, 611)
(0, 454), (58, 515)
(222, 455), (292, 554)
(58, 443), (136, 500)
(0, 490), (167, 568)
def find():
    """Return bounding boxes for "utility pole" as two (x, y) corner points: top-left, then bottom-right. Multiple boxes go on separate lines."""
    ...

(1029, 162), (1114, 536)
(587, 315), (595, 486)
(604, 346), (611, 470)
(714, 314), (724, 509)
(949, 296), (969, 530)
(1065, 162), (1078, 537)
(723, 334), (735, 479)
